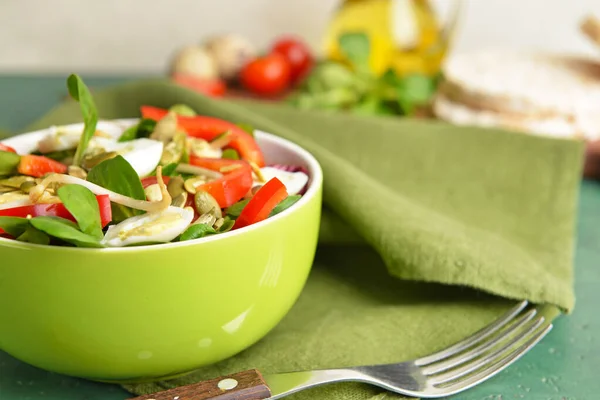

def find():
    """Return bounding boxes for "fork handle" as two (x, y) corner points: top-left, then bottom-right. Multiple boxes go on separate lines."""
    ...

(127, 369), (271, 400)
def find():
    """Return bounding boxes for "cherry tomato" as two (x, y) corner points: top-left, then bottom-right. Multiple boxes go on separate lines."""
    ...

(240, 53), (291, 96)
(271, 37), (314, 84)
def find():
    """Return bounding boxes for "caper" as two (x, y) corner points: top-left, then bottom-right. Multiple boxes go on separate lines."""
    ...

(81, 151), (118, 170)
(194, 213), (217, 227)
(167, 176), (186, 198)
(184, 176), (207, 194)
(193, 190), (222, 218)
(19, 181), (38, 194)
(171, 192), (188, 208)
(68, 165), (87, 180)
(0, 175), (34, 188)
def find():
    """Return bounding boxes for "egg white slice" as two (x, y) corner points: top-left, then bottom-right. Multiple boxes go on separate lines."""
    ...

(36, 121), (128, 154)
(257, 167), (309, 195)
(100, 138), (164, 178)
(101, 206), (194, 247)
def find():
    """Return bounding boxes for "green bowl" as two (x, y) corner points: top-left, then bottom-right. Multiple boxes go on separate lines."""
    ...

(0, 121), (323, 382)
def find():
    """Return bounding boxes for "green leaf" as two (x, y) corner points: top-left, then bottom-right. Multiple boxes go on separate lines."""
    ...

(16, 226), (50, 245)
(225, 199), (250, 219)
(0, 216), (31, 237)
(217, 216), (235, 233)
(235, 123), (255, 137)
(397, 74), (437, 115)
(0, 150), (21, 175)
(87, 155), (145, 223)
(270, 195), (302, 217)
(338, 32), (370, 73)
(169, 104), (197, 117)
(67, 74), (99, 166)
(179, 224), (217, 241)
(57, 184), (103, 239)
(149, 162), (179, 177)
(222, 148), (240, 160)
(30, 216), (103, 248)
(118, 119), (157, 142)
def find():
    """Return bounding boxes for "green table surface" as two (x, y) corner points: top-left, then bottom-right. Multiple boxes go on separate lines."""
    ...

(0, 75), (598, 400)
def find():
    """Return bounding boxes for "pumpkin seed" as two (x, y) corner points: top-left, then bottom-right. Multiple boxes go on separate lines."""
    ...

(81, 151), (118, 170)
(188, 137), (223, 158)
(171, 192), (188, 208)
(0, 175), (34, 188)
(184, 176), (207, 194)
(194, 213), (217, 227)
(68, 165), (87, 180)
(160, 130), (187, 165)
(19, 181), (38, 194)
(150, 111), (178, 143)
(167, 176), (186, 198)
(213, 217), (225, 230)
(144, 184), (163, 202)
(194, 190), (222, 218)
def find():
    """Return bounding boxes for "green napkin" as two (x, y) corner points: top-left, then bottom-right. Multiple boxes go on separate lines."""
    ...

(24, 79), (583, 400)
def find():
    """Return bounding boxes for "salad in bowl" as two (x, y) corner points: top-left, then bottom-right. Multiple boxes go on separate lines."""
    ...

(0, 75), (309, 247)
(0, 75), (322, 381)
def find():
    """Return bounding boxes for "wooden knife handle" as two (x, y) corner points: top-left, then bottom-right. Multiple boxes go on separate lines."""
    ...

(127, 369), (272, 400)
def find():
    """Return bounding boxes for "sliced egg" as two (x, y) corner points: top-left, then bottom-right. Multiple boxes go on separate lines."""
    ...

(37, 121), (127, 153)
(101, 206), (194, 247)
(257, 167), (309, 195)
(87, 138), (164, 178)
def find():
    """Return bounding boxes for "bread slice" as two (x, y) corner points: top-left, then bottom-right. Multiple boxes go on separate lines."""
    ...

(432, 93), (590, 140)
(436, 51), (600, 140)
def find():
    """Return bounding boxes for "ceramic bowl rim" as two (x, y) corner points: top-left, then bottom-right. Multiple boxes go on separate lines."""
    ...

(0, 118), (323, 253)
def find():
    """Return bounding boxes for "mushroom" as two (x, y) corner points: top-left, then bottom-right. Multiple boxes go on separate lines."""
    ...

(169, 45), (219, 80)
(204, 34), (257, 81)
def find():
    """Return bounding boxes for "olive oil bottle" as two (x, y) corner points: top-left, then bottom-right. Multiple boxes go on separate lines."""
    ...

(323, 0), (461, 78)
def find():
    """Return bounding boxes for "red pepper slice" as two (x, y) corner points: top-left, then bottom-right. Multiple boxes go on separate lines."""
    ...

(17, 155), (68, 178)
(140, 106), (265, 167)
(235, 177), (288, 229)
(0, 144), (16, 153)
(189, 155), (253, 208)
(0, 194), (112, 235)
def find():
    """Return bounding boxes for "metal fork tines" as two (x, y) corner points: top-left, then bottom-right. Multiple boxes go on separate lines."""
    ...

(266, 301), (553, 399)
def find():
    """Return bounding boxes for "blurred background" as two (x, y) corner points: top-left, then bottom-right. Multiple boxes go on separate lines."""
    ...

(1, 0), (598, 73)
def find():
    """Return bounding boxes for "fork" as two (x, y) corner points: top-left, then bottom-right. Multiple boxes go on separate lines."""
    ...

(129, 301), (552, 400)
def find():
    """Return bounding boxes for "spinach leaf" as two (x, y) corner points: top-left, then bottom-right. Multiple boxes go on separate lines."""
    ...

(57, 184), (103, 239)
(87, 155), (145, 222)
(0, 150), (20, 175)
(30, 216), (103, 248)
(338, 32), (370, 73)
(148, 162), (179, 177)
(222, 148), (240, 160)
(67, 74), (98, 166)
(118, 119), (157, 142)
(179, 224), (217, 242)
(225, 199), (250, 219)
(16, 226), (50, 245)
(217, 216), (235, 233)
(270, 195), (302, 217)
(0, 216), (31, 237)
